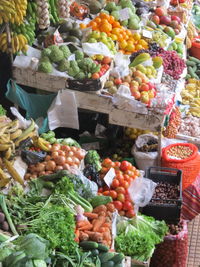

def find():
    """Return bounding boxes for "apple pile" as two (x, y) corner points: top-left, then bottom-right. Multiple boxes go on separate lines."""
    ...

(152, 7), (182, 37)
(92, 56), (112, 80)
(170, 0), (185, 6)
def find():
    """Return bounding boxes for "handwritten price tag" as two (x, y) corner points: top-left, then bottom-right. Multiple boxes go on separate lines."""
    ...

(104, 168), (116, 187)
(119, 8), (130, 21)
(142, 30), (153, 39)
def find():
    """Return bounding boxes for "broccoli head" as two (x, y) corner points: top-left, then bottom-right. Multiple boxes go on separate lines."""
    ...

(84, 150), (102, 171)
(59, 45), (71, 58)
(38, 61), (53, 73)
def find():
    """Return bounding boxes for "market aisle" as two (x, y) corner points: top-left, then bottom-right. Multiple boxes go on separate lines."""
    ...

(187, 215), (200, 267)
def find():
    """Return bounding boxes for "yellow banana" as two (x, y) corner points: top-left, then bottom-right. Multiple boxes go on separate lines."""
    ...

(0, 144), (11, 151)
(10, 129), (22, 140)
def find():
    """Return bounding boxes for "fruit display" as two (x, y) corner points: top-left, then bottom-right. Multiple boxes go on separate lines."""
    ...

(186, 56), (200, 80)
(163, 107), (181, 138)
(168, 39), (184, 57)
(86, 12), (148, 54)
(181, 79), (200, 117)
(100, 159), (140, 217)
(87, 31), (117, 54)
(104, 0), (141, 30)
(58, 20), (83, 45)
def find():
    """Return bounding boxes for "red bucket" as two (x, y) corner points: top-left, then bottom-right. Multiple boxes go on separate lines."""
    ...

(190, 36), (200, 60)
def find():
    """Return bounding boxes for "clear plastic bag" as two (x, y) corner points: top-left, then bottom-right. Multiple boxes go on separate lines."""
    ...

(128, 177), (157, 211)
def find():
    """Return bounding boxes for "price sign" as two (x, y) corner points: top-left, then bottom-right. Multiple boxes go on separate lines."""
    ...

(104, 167), (116, 187)
(142, 30), (153, 39)
(119, 8), (130, 21)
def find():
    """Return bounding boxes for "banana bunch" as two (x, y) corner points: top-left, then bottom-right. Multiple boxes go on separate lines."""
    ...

(0, 0), (15, 24)
(186, 20), (198, 49)
(11, 2), (37, 46)
(10, 0), (28, 25)
(0, 32), (28, 54)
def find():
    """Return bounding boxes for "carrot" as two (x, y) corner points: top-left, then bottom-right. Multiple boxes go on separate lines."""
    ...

(102, 222), (111, 228)
(98, 211), (106, 216)
(92, 219), (97, 226)
(106, 203), (115, 212)
(77, 220), (89, 228)
(105, 217), (112, 223)
(79, 222), (93, 231)
(93, 215), (106, 232)
(84, 212), (98, 219)
(74, 229), (80, 242)
(98, 227), (106, 233)
(93, 205), (107, 213)
(85, 231), (103, 242)
(106, 211), (112, 218)
(79, 231), (89, 241)
(103, 231), (111, 241)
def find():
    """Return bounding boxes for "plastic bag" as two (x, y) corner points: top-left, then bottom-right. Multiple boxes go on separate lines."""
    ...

(128, 177), (157, 211)
(132, 134), (158, 170)
(68, 166), (98, 196)
(10, 107), (37, 130)
(82, 42), (113, 57)
(112, 53), (130, 78)
(21, 150), (47, 165)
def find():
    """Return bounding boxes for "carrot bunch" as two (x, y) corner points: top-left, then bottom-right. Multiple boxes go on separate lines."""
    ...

(75, 203), (115, 248)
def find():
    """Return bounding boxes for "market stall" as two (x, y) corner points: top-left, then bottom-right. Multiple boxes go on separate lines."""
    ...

(0, 0), (200, 266)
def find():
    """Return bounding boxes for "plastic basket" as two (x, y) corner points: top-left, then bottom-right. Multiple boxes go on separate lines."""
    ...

(141, 167), (182, 223)
(161, 143), (200, 190)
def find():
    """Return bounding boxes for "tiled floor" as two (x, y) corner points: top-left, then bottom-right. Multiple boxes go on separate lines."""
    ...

(187, 215), (200, 267)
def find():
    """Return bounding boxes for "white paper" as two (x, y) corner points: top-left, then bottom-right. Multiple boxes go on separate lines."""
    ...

(119, 8), (130, 21)
(104, 168), (116, 187)
(48, 90), (79, 130)
(82, 42), (114, 57)
(142, 30), (153, 39)
(13, 156), (27, 178)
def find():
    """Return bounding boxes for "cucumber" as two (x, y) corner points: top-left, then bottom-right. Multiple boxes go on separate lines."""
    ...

(193, 65), (197, 72)
(98, 244), (109, 252)
(90, 195), (112, 208)
(91, 249), (99, 256)
(39, 170), (68, 181)
(79, 241), (98, 250)
(99, 252), (115, 263)
(185, 74), (191, 79)
(188, 66), (197, 78)
(112, 253), (125, 264)
(101, 261), (114, 267)
(189, 56), (200, 64)
(186, 60), (196, 67)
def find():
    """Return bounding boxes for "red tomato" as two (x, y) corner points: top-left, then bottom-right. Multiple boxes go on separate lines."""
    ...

(120, 161), (132, 172)
(101, 167), (109, 173)
(120, 180), (129, 189)
(114, 78), (122, 85)
(98, 187), (103, 193)
(116, 173), (124, 180)
(135, 170), (140, 177)
(112, 179), (120, 189)
(109, 190), (117, 199)
(92, 73), (100, 79)
(124, 176), (131, 185)
(115, 170), (123, 176)
(117, 193), (125, 203)
(123, 200), (132, 211)
(113, 201), (123, 211)
(102, 56), (111, 64)
(114, 162), (121, 169)
(125, 170), (135, 177)
(126, 209), (135, 218)
(103, 190), (110, 196)
(102, 158), (113, 167)
(116, 187), (126, 194)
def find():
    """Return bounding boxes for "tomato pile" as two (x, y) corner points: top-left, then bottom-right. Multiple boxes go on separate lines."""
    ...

(99, 159), (140, 218)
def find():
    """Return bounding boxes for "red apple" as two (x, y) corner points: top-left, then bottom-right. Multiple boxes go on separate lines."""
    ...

(114, 78), (122, 85)
(147, 82), (154, 90)
(171, 15), (181, 24)
(152, 15), (160, 25)
(174, 29), (180, 35)
(160, 16), (171, 25)
(139, 83), (150, 92)
(132, 90), (141, 100)
(154, 7), (167, 17)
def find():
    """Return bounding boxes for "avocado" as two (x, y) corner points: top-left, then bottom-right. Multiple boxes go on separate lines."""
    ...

(164, 26), (175, 39)
(58, 21), (73, 33)
(146, 20), (157, 30)
(69, 29), (83, 40)
(61, 33), (69, 41)
(65, 36), (81, 45)
(89, 1), (102, 14)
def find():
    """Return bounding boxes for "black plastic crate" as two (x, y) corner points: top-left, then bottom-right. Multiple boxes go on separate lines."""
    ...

(140, 167), (182, 223)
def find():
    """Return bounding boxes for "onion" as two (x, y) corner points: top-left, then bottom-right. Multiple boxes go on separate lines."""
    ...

(71, 146), (78, 152)
(75, 150), (85, 160)
(55, 165), (63, 171)
(68, 151), (74, 157)
(66, 157), (73, 165)
(54, 156), (66, 165)
(24, 173), (31, 180)
(58, 150), (65, 156)
(45, 171), (53, 175)
(62, 145), (70, 152)
(35, 163), (45, 172)
(63, 163), (70, 170)
(45, 155), (51, 161)
(46, 160), (56, 171)
(74, 157), (80, 165)
(51, 144), (61, 151)
(30, 174), (37, 179)
(39, 171), (46, 176)
(52, 151), (59, 159)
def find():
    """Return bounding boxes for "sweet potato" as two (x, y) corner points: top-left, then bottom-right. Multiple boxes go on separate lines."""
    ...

(93, 205), (107, 214)
(93, 215), (106, 232)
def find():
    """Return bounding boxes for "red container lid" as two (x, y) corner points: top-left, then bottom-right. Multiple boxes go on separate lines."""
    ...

(192, 36), (200, 48)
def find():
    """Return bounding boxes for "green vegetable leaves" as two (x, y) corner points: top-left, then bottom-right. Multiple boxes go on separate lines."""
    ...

(0, 105), (6, 116)
(115, 214), (168, 262)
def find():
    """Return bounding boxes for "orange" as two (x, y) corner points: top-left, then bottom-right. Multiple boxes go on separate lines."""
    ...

(112, 27), (121, 35)
(109, 15), (115, 24)
(90, 21), (98, 30)
(117, 34), (124, 42)
(94, 17), (101, 24)
(126, 29), (132, 36)
(112, 21), (121, 28)
(126, 43), (135, 52)
(110, 34), (117, 41)
(132, 32), (141, 41)
(99, 13), (110, 20)
(101, 18), (109, 24)
(80, 23), (86, 29)
(100, 23), (112, 33)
